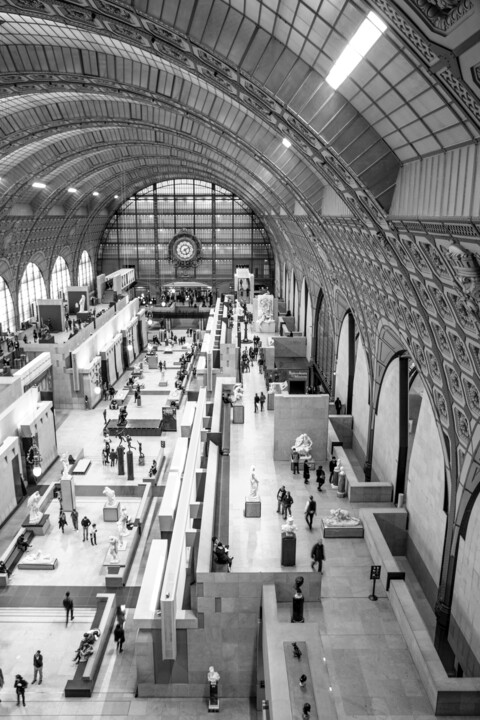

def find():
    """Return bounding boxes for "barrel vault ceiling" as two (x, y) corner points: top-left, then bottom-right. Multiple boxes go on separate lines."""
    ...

(0, 0), (479, 251)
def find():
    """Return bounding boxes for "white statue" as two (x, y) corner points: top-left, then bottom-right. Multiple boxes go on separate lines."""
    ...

(107, 536), (119, 563)
(292, 433), (313, 460)
(61, 453), (70, 479)
(324, 508), (361, 527)
(116, 506), (130, 537)
(27, 491), (43, 524)
(281, 517), (297, 535)
(103, 487), (116, 506)
(208, 666), (220, 684)
(231, 384), (244, 403)
(248, 465), (260, 500)
(258, 293), (274, 323)
(78, 294), (86, 312)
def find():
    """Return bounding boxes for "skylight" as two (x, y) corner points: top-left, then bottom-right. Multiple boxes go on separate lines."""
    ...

(326, 11), (387, 90)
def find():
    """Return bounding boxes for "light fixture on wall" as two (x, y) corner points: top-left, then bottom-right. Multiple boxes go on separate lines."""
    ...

(94, 382), (101, 395)
(26, 440), (43, 478)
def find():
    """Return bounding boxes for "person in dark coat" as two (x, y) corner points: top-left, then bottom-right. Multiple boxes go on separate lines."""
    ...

(283, 491), (293, 519)
(303, 460), (310, 484)
(328, 456), (336, 483)
(254, 393), (260, 412)
(316, 465), (326, 492)
(58, 511), (68, 533)
(114, 622), (125, 652)
(14, 674), (27, 706)
(335, 397), (342, 414)
(311, 539), (325, 573)
(71, 508), (79, 531)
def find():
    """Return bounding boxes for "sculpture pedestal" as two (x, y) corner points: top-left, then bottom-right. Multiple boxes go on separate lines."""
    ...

(291, 594), (304, 623)
(267, 392), (275, 410)
(61, 475), (76, 512)
(146, 354), (158, 369)
(332, 469), (339, 487)
(232, 404), (244, 424)
(281, 534), (296, 566)
(127, 450), (134, 481)
(103, 541), (128, 567)
(337, 472), (347, 498)
(22, 514), (50, 535)
(244, 498), (261, 517)
(118, 445), (125, 476)
(103, 502), (120, 522)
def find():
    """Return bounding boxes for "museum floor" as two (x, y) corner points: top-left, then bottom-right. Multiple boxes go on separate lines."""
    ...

(0, 331), (464, 719)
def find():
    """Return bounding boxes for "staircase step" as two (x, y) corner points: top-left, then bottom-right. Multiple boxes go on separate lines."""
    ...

(0, 607), (96, 623)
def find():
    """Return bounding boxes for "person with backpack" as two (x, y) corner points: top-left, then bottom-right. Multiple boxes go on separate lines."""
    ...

(304, 496), (316, 530)
(311, 539), (325, 573)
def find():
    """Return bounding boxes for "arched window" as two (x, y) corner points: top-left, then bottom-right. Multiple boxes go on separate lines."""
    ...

(78, 251), (94, 289)
(50, 256), (71, 299)
(98, 179), (274, 295)
(18, 263), (47, 324)
(0, 276), (16, 333)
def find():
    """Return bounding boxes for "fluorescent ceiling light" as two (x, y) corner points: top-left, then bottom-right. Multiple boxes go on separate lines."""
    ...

(92, 191), (99, 196)
(326, 11), (387, 90)
(282, 138), (292, 148)
(67, 187), (77, 193)
(32, 182), (46, 189)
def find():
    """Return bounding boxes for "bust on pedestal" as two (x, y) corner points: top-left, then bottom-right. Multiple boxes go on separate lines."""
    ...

(207, 666), (220, 711)
(281, 517), (297, 566)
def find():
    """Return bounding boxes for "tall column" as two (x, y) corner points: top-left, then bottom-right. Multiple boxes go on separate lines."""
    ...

(346, 313), (355, 414)
(394, 356), (409, 503)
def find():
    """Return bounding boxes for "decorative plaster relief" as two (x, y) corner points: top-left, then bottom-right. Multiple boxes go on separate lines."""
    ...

(408, 0), (473, 35)
(448, 332), (472, 370)
(453, 405), (470, 443)
(463, 378), (480, 417)
(433, 387), (449, 422)
(431, 321), (453, 359)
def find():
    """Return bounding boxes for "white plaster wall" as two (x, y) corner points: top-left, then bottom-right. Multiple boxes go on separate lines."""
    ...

(274, 395), (329, 461)
(351, 339), (370, 461)
(335, 315), (350, 409)
(452, 493), (480, 667)
(0, 437), (20, 525)
(406, 392), (446, 585)
(371, 359), (399, 485)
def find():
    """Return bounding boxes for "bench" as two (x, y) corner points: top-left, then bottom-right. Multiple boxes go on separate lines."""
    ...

(64, 593), (116, 697)
(0, 529), (35, 586)
(67, 448), (84, 474)
(142, 449), (165, 484)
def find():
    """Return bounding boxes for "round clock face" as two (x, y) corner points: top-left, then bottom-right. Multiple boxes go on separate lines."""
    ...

(175, 238), (195, 261)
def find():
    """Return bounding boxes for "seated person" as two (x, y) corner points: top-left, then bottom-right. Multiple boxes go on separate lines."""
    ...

(127, 376), (135, 387)
(16, 534), (31, 552)
(67, 454), (75, 465)
(110, 399), (118, 410)
(0, 559), (11, 577)
(148, 460), (157, 478)
(212, 537), (234, 570)
(73, 629), (100, 663)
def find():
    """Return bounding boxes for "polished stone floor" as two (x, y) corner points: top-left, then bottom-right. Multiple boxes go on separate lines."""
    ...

(0, 329), (467, 719)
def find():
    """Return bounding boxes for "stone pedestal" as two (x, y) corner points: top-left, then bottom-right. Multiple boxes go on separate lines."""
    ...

(267, 392), (275, 411)
(22, 514), (51, 535)
(337, 471), (347, 498)
(245, 498), (261, 517)
(118, 445), (125, 476)
(103, 501), (120, 522)
(281, 533), (296, 566)
(61, 475), (76, 512)
(332, 468), (339, 487)
(136, 396), (142, 407)
(232, 404), (244, 423)
(146, 354), (158, 369)
(291, 594), (304, 623)
(127, 450), (134, 481)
